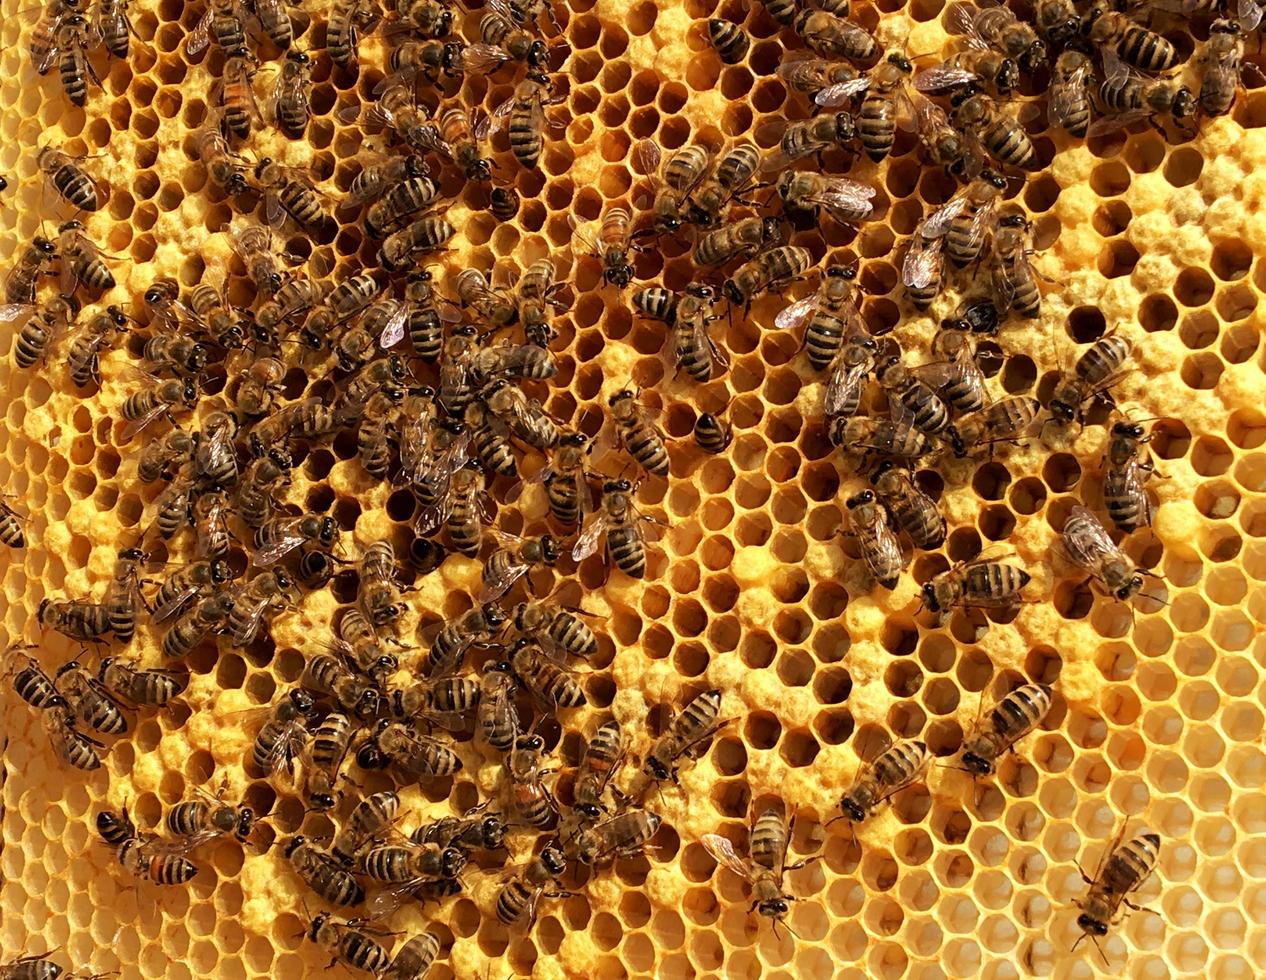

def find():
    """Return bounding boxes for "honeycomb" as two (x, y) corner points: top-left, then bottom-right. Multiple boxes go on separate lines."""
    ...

(2, 0), (1266, 974)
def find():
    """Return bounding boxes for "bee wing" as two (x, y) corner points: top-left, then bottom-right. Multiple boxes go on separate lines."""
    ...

(633, 137), (662, 177)
(0, 304), (34, 326)
(701, 833), (758, 882)
(263, 720), (309, 773)
(1049, 65), (1090, 130)
(150, 583), (202, 625)
(774, 294), (819, 332)
(920, 195), (971, 240)
(472, 107), (494, 141)
(945, 1), (987, 39)
(913, 64), (980, 92)
(185, 5), (214, 55)
(572, 511), (609, 562)
(1237, 0), (1264, 29)
(378, 300), (408, 349)
(119, 402), (174, 443)
(567, 213), (602, 256)
(226, 595), (270, 648)
(1062, 505), (1121, 574)
(815, 76), (870, 107)
(460, 43), (513, 73)
(902, 233), (943, 288)
(804, 177), (877, 218)
(824, 359), (870, 417)
(1087, 110), (1151, 139)
(478, 557), (530, 603)
(253, 524), (308, 566)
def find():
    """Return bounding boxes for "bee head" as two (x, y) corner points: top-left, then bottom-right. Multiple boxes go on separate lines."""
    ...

(1077, 913), (1109, 936)
(960, 751), (995, 776)
(846, 490), (875, 509)
(920, 582), (941, 612)
(603, 477), (633, 494)
(840, 797), (866, 822)
(759, 898), (790, 918)
(888, 52), (912, 73)
(34, 236), (56, 253)
(1172, 86), (1194, 120)
(541, 846), (567, 875)
(287, 49), (310, 64)
(289, 689), (317, 715)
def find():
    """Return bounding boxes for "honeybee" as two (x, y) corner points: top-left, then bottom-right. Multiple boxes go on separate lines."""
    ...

(43, 700), (105, 770)
(694, 412), (732, 454)
(871, 461), (945, 551)
(161, 592), (235, 660)
(426, 602), (508, 675)
(767, 113), (857, 172)
(911, 94), (981, 178)
(476, 659), (520, 751)
(301, 271), (382, 349)
(471, 341), (557, 383)
(224, 571), (293, 648)
(392, 676), (481, 731)
(686, 141), (762, 229)
(634, 139), (710, 235)
(914, 41), (1019, 96)
(792, 7), (880, 63)
(38, 594), (110, 644)
(270, 49), (312, 137)
(839, 53), (914, 163)
(1091, 53), (1194, 136)
(920, 555), (1032, 621)
(356, 719), (463, 777)
(950, 2), (1046, 72)
(924, 329), (988, 415)
(356, 540), (406, 630)
(383, 934), (441, 980)
(777, 50), (861, 105)
(151, 558), (233, 625)
(571, 206), (637, 288)
(4, 235), (57, 306)
(192, 490), (233, 559)
(303, 654), (381, 720)
(489, 185), (520, 222)
(641, 283), (725, 381)
(228, 224), (284, 296)
(954, 395), (1041, 455)
(54, 660), (128, 734)
(919, 169), (1008, 269)
(1048, 335), (1132, 425)
(829, 416), (935, 461)
(512, 638), (586, 708)
(951, 90), (1036, 171)
(219, 55), (262, 142)
(991, 210), (1042, 318)
(1034, 0), (1079, 45)
(1062, 504), (1157, 603)
(7, 648), (60, 710)
(340, 155), (427, 217)
(231, 357), (286, 419)
(0, 951), (70, 980)
(187, 0), (247, 56)
(570, 808), (662, 866)
(455, 268), (518, 327)
(96, 656), (185, 707)
(253, 514), (339, 566)
(55, 219), (115, 293)
(1075, 825), (1161, 956)
(514, 599), (598, 659)
(643, 688), (724, 785)
(165, 779), (256, 847)
(189, 281), (246, 349)
(303, 712), (353, 810)
(503, 69), (557, 171)
(0, 498), (25, 549)
(255, 0), (295, 49)
(285, 836), (365, 906)
(723, 245), (814, 308)
(479, 532), (562, 603)
(504, 731), (559, 827)
(365, 175), (441, 240)
(39, 145), (104, 214)
(384, 39), (465, 89)
(378, 214), (457, 271)
(774, 265), (865, 371)
(106, 546), (146, 644)
(48, 14), (98, 106)
(702, 810), (807, 933)
(306, 914), (389, 975)
(1049, 49), (1093, 138)
(959, 682), (1054, 776)
(115, 834), (199, 885)
(497, 845), (570, 927)
(1101, 417), (1156, 532)
(776, 171), (876, 229)
(142, 334), (207, 379)
(1199, 19), (1246, 117)
(9, 294), (79, 370)
(193, 126), (250, 198)
(404, 269), (454, 361)
(846, 489), (903, 589)
(360, 839), (466, 889)
(30, 0), (80, 71)
(326, 0), (380, 69)
(693, 216), (784, 269)
(464, 400), (516, 476)
(573, 477), (657, 579)
(482, 379), (564, 449)
(707, 18), (750, 64)
(335, 608), (399, 688)
(254, 157), (326, 230)
(463, 4), (550, 71)
(839, 738), (929, 822)
(435, 467), (487, 556)
(1082, 3), (1176, 72)
(571, 719), (625, 812)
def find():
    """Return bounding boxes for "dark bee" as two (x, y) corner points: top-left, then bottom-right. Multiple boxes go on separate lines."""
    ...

(954, 395), (1042, 454)
(1034, 0), (1079, 46)
(793, 7), (880, 63)
(38, 594), (111, 645)
(253, 514), (339, 566)
(839, 739), (929, 822)
(270, 49), (312, 137)
(116, 836), (199, 885)
(385, 39), (465, 88)
(871, 462), (945, 551)
(255, 0), (295, 49)
(1049, 49), (1093, 138)
(52, 14), (99, 106)
(1102, 418), (1156, 532)
(404, 269), (450, 362)
(1082, 4), (1176, 73)
(573, 477), (656, 580)
(303, 654), (381, 721)
(186, 0), (248, 57)
(694, 216), (784, 269)
(427, 602), (508, 676)
(43, 700), (105, 770)
(951, 2), (1046, 72)
(96, 807), (137, 847)
(921, 557), (1032, 621)
(0, 498), (26, 549)
(463, 8), (549, 72)
(1093, 57), (1194, 135)
(196, 128), (250, 197)
(326, 0), (380, 69)
(7, 647), (60, 710)
(477, 660), (520, 751)
(254, 158), (326, 229)
(496, 845), (570, 927)
(773, 265), (864, 370)
(829, 416), (934, 461)
(330, 790), (400, 866)
(506, 70), (556, 171)
(356, 720), (463, 778)
(303, 712), (353, 811)
(643, 688), (724, 784)
(165, 781), (255, 846)
(479, 532), (563, 603)
(383, 933), (441, 980)
(4, 235), (57, 306)
(855, 53), (913, 162)
(10, 294), (79, 371)
(1199, 19), (1246, 117)
(1075, 826), (1161, 954)
(1048, 335), (1133, 424)
(951, 90), (1036, 171)
(285, 837), (365, 906)
(707, 18), (750, 64)
(960, 682), (1054, 776)
(634, 139), (711, 236)
(455, 268), (518, 327)
(846, 490), (903, 590)
(489, 185), (521, 222)
(365, 174), (441, 240)
(162, 592), (235, 660)
(68, 305), (129, 389)
(56, 220), (115, 293)
(723, 246), (813, 309)
(252, 690), (318, 775)
(693, 412), (733, 454)
(97, 657), (185, 707)
(512, 639), (586, 708)
(306, 914), (389, 974)
(701, 810), (806, 932)
(571, 206), (637, 289)
(687, 141), (761, 228)
(379, 214), (457, 271)
(609, 387), (669, 477)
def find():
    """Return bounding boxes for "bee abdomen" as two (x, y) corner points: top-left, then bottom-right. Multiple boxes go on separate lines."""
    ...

(858, 95), (896, 161)
(607, 526), (646, 578)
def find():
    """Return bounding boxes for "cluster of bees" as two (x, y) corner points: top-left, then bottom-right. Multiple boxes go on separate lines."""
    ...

(0, 0), (1250, 973)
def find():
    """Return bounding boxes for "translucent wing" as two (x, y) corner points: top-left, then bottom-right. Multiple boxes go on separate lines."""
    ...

(227, 596), (271, 648)
(774, 294), (818, 331)
(572, 512), (608, 562)
(824, 358), (871, 417)
(0, 304), (35, 326)
(921, 195), (971, 240)
(478, 556), (530, 603)
(460, 43), (513, 73)
(119, 402), (174, 443)
(701, 833), (757, 882)
(253, 521), (308, 566)
(945, 1), (987, 39)
(633, 137), (662, 176)
(914, 64), (979, 92)
(263, 719), (308, 773)
(151, 583), (201, 624)
(185, 6), (214, 55)
(1087, 110), (1150, 139)
(378, 301), (408, 349)
(804, 176), (877, 218)
(472, 107), (493, 141)
(902, 233), (943, 288)
(1049, 63), (1091, 131)
(568, 213), (602, 256)
(815, 76), (870, 107)
(1237, 0), (1264, 30)
(1062, 505), (1121, 574)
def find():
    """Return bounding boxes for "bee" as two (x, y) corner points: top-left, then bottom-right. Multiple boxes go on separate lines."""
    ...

(438, 467), (488, 557)
(1092, 55), (1194, 135)
(424, 105), (496, 183)
(877, 355), (954, 440)
(0, 498), (25, 549)
(378, 214), (457, 271)
(352, 541), (404, 631)
(471, 341), (557, 383)
(116, 835), (199, 885)
(329, 790), (401, 864)
(571, 206), (637, 288)
(142, 334), (207, 379)
(162, 592), (235, 660)
(603, 388), (666, 478)
(427, 602), (508, 675)
(56, 219), (115, 293)
(871, 462), (945, 552)
(955, 395), (1042, 455)
(231, 357), (286, 419)
(774, 265), (864, 371)
(404, 269), (452, 362)
(829, 416), (935, 461)
(702, 810), (807, 932)
(460, 401), (515, 478)
(365, 176), (441, 242)
(777, 51), (861, 105)
(143, 280), (202, 340)
(285, 837), (365, 906)
(840, 53), (913, 163)
(1048, 335), (1132, 425)
(959, 682), (1054, 776)
(570, 808), (662, 866)
(384, 39), (465, 88)
(152, 477), (193, 541)
(6, 647), (59, 710)
(991, 210), (1042, 318)
(303, 712), (353, 811)
(48, 14), (98, 106)
(151, 558), (233, 625)
(30, 0), (79, 71)
(1101, 418), (1156, 532)
(356, 719), (463, 777)
(913, 42), (1019, 97)
(383, 934), (441, 980)
(1049, 49), (1093, 138)
(922, 169), (1008, 269)
(51, 660), (126, 735)
(693, 412), (732, 454)
(950, 2), (1046, 72)
(185, 491), (228, 560)
(107, 546), (147, 644)
(644, 688), (724, 784)
(340, 155), (428, 216)
(88, 0), (131, 57)
(195, 127), (250, 197)
(392, 676), (481, 731)
(634, 139), (711, 235)
(839, 738), (929, 822)
(326, 0), (381, 69)
(250, 689), (317, 775)
(10, 294), (79, 371)
(301, 272), (382, 349)
(95, 805), (137, 847)
(482, 379), (564, 449)
(42, 699), (104, 770)
(951, 90), (1035, 171)
(686, 141), (762, 228)
(707, 18), (750, 64)
(792, 8), (880, 63)
(573, 719), (625, 809)
(479, 532), (562, 603)
(270, 49), (312, 137)
(253, 514), (339, 566)
(1082, 3), (1176, 73)
(497, 845), (570, 927)
(4, 235), (57, 306)
(225, 571), (293, 648)
(663, 284), (725, 381)
(514, 599), (598, 659)
(504, 731), (558, 827)
(512, 638), (586, 708)
(304, 654), (381, 720)
(307, 915), (391, 975)
(228, 224), (284, 296)
(254, 158), (326, 229)
(692, 216), (783, 269)
(165, 780), (255, 847)
(775, 171), (876, 228)
(489, 185), (520, 222)
(187, 0), (247, 56)
(574, 477), (656, 579)
(845, 489), (904, 589)
(38, 593), (111, 644)
(1034, 0), (1079, 45)
(764, 0), (797, 26)
(96, 656), (185, 708)
(920, 556), (1032, 620)
(219, 55), (262, 142)
(723, 246), (814, 309)
(455, 268), (518, 327)
(943, 297), (1002, 337)
(463, 7), (550, 72)
(187, 282), (245, 350)
(820, 334), (877, 418)
(505, 69), (556, 171)
(911, 94), (981, 178)
(1199, 19), (1246, 117)
(477, 659), (521, 751)
(1075, 826), (1161, 954)
(1063, 503), (1157, 603)
(361, 840), (467, 886)
(768, 114), (858, 173)
(0, 951), (70, 980)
